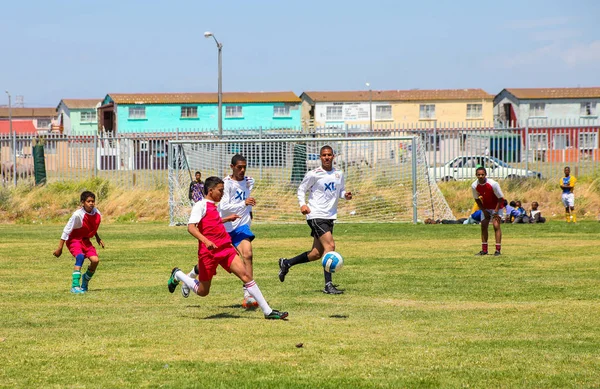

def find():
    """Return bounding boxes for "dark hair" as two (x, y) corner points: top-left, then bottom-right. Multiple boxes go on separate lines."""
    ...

(476, 167), (487, 174)
(532, 201), (539, 206)
(203, 176), (224, 195)
(320, 145), (333, 155)
(509, 201), (517, 207)
(231, 154), (246, 165)
(195, 171), (201, 175)
(80, 191), (95, 202)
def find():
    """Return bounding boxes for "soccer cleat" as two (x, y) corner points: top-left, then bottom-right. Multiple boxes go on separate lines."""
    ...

(181, 283), (190, 298)
(323, 282), (344, 295)
(475, 250), (488, 256)
(70, 287), (85, 294)
(242, 297), (259, 309)
(80, 277), (90, 292)
(278, 258), (290, 282)
(168, 267), (180, 293)
(265, 309), (289, 320)
(494, 251), (501, 256)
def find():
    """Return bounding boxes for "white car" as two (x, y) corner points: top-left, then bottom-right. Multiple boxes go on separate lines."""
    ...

(428, 156), (542, 181)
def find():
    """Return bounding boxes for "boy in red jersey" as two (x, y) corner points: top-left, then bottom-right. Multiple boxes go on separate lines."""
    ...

(53, 191), (104, 294)
(472, 167), (505, 256)
(167, 176), (288, 320)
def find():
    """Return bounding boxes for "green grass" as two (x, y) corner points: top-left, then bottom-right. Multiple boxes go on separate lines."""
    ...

(1, 222), (600, 388)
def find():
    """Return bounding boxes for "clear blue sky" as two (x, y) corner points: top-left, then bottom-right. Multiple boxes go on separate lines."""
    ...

(1, 0), (599, 107)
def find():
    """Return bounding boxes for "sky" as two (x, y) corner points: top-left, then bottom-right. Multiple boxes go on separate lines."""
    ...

(1, 0), (599, 107)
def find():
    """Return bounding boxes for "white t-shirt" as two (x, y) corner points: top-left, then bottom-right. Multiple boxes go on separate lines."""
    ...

(188, 199), (211, 225)
(218, 176), (254, 232)
(297, 167), (346, 220)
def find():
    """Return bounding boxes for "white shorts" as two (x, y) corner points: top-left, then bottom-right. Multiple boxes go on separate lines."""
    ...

(484, 208), (505, 218)
(562, 193), (575, 208)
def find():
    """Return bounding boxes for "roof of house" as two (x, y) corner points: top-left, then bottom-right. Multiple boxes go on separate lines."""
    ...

(503, 87), (600, 100)
(107, 92), (301, 105)
(0, 107), (57, 118)
(302, 89), (493, 103)
(59, 99), (101, 109)
(0, 120), (37, 134)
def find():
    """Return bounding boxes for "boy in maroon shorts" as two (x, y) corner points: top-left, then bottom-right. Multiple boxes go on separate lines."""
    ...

(167, 176), (288, 320)
(53, 191), (104, 294)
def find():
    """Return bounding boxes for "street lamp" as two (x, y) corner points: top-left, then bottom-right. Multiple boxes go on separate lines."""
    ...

(5, 90), (12, 137)
(366, 82), (373, 132)
(204, 31), (223, 136)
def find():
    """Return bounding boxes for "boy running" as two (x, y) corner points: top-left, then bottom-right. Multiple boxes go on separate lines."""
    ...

(168, 176), (288, 320)
(472, 167), (505, 256)
(278, 145), (352, 294)
(181, 155), (259, 309)
(560, 166), (577, 223)
(53, 191), (104, 294)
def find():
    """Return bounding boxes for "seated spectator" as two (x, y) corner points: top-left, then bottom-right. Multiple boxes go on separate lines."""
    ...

(513, 200), (530, 223)
(464, 209), (484, 224)
(504, 200), (520, 223)
(528, 201), (546, 223)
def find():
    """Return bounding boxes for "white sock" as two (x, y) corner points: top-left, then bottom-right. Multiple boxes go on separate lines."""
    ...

(244, 280), (272, 315)
(175, 271), (199, 295)
(188, 266), (198, 278)
(243, 286), (251, 298)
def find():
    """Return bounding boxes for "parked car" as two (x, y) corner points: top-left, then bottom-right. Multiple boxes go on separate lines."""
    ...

(428, 156), (542, 181)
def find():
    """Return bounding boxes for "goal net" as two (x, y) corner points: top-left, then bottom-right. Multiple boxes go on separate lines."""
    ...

(168, 136), (454, 225)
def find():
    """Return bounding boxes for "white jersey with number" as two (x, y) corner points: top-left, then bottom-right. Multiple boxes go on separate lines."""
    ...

(218, 175), (254, 232)
(297, 167), (346, 220)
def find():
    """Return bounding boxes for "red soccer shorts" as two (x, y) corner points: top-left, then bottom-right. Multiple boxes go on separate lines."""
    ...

(197, 245), (236, 282)
(66, 238), (98, 259)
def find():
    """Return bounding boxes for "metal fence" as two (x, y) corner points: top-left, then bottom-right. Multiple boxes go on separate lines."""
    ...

(1, 119), (599, 188)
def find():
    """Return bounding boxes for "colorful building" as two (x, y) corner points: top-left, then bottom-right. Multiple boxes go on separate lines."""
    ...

(98, 92), (302, 134)
(56, 99), (102, 135)
(0, 107), (57, 134)
(300, 89), (494, 129)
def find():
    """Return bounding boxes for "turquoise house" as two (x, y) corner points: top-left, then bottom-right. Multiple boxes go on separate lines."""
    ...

(98, 92), (302, 134)
(56, 99), (101, 135)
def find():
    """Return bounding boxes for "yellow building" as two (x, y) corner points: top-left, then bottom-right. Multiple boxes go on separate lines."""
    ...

(300, 89), (494, 129)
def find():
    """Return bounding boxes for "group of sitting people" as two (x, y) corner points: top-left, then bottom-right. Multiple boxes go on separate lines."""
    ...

(424, 200), (547, 225)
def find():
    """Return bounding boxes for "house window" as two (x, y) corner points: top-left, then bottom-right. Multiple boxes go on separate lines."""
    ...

(553, 134), (570, 150)
(225, 106), (243, 118)
(326, 105), (343, 121)
(529, 103), (546, 117)
(181, 106), (198, 118)
(37, 119), (51, 129)
(466, 104), (483, 119)
(579, 132), (598, 150)
(273, 105), (290, 117)
(140, 141), (149, 151)
(129, 106), (146, 119)
(528, 133), (548, 150)
(81, 111), (97, 122)
(580, 102), (597, 116)
(419, 104), (435, 119)
(375, 105), (392, 120)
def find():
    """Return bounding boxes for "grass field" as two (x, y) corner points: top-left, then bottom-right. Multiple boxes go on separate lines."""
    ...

(1, 222), (600, 388)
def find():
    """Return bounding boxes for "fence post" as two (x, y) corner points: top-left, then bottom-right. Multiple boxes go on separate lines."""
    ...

(525, 120), (529, 173)
(344, 123), (349, 174)
(433, 122), (437, 182)
(411, 136), (418, 224)
(259, 126), (263, 180)
(12, 132), (17, 186)
(94, 132), (98, 178)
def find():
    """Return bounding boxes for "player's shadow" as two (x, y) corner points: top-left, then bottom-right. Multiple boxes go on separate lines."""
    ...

(329, 314), (348, 319)
(203, 312), (243, 320)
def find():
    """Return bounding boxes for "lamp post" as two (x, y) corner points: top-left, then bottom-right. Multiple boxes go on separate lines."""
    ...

(204, 31), (223, 136)
(5, 90), (16, 186)
(366, 82), (373, 132)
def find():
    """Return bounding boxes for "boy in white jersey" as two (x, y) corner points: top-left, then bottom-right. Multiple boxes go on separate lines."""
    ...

(181, 155), (259, 308)
(278, 145), (352, 294)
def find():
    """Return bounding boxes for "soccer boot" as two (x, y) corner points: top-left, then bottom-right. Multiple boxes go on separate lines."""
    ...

(278, 258), (290, 282)
(323, 282), (344, 295)
(181, 283), (190, 298)
(475, 250), (488, 256)
(265, 309), (289, 320)
(242, 296), (259, 309)
(494, 251), (501, 256)
(168, 267), (180, 293)
(70, 286), (85, 294)
(80, 275), (90, 292)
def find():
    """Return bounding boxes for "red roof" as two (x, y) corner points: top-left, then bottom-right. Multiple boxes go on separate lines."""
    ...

(0, 120), (37, 134)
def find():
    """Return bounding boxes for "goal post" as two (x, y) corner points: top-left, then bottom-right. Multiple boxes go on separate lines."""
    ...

(168, 136), (455, 226)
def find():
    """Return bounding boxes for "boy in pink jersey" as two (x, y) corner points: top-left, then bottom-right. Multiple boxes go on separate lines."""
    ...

(472, 167), (505, 256)
(167, 176), (288, 320)
(53, 191), (104, 294)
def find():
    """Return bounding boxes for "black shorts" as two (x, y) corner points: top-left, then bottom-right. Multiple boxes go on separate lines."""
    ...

(307, 218), (335, 238)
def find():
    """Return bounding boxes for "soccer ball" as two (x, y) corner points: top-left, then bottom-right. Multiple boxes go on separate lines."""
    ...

(322, 251), (344, 273)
